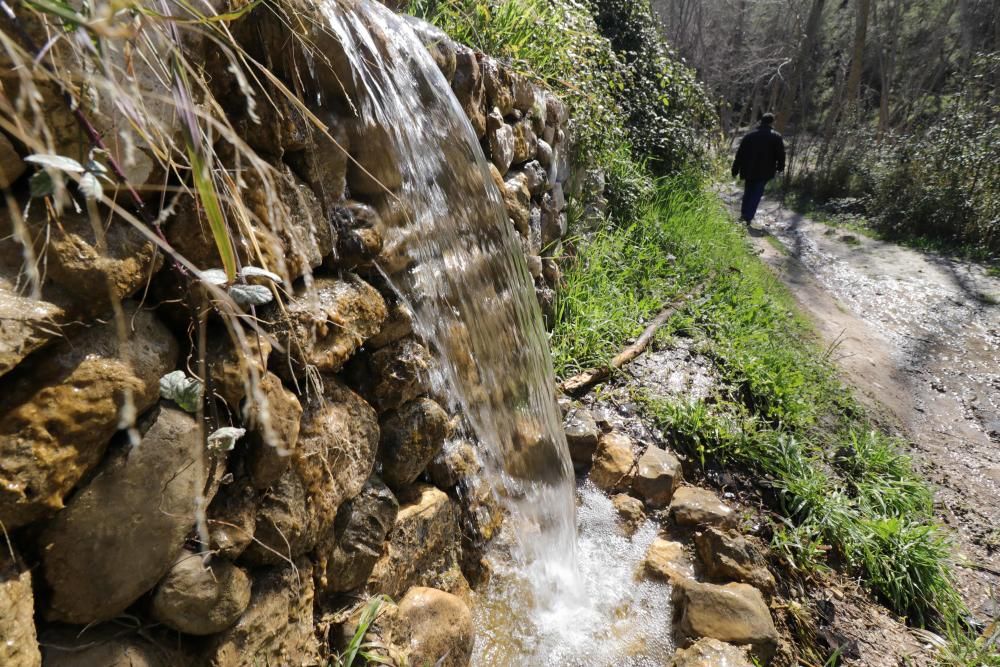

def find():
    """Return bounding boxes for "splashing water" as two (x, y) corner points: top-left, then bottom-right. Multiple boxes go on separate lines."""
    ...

(318, 1), (675, 663)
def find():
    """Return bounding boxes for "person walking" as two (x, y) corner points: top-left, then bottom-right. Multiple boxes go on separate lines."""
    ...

(731, 112), (785, 226)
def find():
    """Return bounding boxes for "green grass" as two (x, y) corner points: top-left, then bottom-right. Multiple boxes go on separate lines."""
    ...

(552, 174), (998, 664)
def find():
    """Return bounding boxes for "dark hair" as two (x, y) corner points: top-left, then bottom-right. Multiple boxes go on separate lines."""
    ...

(760, 112), (775, 125)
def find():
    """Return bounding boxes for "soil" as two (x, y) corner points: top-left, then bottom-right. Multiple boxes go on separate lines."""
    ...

(727, 190), (1000, 621)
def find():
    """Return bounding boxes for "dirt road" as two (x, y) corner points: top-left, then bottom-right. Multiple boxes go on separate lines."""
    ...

(728, 191), (1000, 619)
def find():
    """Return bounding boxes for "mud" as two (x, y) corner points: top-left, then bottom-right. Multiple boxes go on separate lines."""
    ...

(731, 190), (1000, 619)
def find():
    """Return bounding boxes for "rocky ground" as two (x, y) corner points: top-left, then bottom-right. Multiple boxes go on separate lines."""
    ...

(731, 191), (1000, 621)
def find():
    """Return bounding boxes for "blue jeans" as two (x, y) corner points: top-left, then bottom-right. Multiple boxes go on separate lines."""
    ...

(741, 179), (768, 222)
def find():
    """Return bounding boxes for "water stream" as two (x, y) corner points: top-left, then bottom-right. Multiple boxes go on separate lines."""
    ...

(319, 2), (674, 663)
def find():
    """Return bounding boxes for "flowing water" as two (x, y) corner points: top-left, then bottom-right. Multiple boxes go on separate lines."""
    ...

(319, 2), (674, 662)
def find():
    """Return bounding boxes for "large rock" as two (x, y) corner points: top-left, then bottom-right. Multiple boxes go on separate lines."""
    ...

(510, 117), (538, 165)
(398, 587), (475, 667)
(511, 74), (536, 113)
(641, 539), (693, 583)
(671, 637), (753, 667)
(612, 493), (646, 535)
(272, 274), (387, 380)
(346, 119), (403, 196)
(368, 484), (464, 599)
(151, 552), (252, 635)
(244, 371), (302, 490)
(329, 201), (384, 270)
(207, 477), (258, 560)
(40, 406), (204, 624)
(671, 580), (779, 661)
(244, 380), (378, 564)
(0, 553), (40, 667)
(482, 58), (513, 116)
(352, 336), (433, 413)
(487, 109), (514, 175)
(0, 306), (177, 529)
(0, 285), (65, 377)
(590, 432), (635, 492)
(694, 528), (776, 593)
(205, 559), (319, 667)
(563, 407), (599, 467)
(670, 486), (736, 528)
(0, 133), (24, 188)
(285, 114), (350, 216)
(402, 15), (457, 82)
(380, 397), (450, 490)
(41, 626), (183, 667)
(367, 299), (414, 349)
(451, 47), (486, 138)
(206, 331), (271, 408)
(427, 439), (480, 489)
(316, 476), (398, 593)
(632, 446), (682, 508)
(502, 170), (532, 236)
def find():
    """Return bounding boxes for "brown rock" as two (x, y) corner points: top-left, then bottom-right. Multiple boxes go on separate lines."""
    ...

(487, 109), (515, 175)
(40, 407), (205, 624)
(354, 336), (433, 412)
(536, 138), (554, 170)
(403, 15), (457, 82)
(0, 552), (40, 667)
(694, 528), (776, 593)
(41, 626), (181, 667)
(151, 552), (252, 635)
(612, 493), (646, 534)
(284, 114), (350, 215)
(206, 559), (319, 667)
(590, 432), (635, 492)
(511, 74), (536, 113)
(317, 476), (398, 594)
(272, 274), (387, 380)
(240, 85), (310, 156)
(0, 133), (25, 188)
(670, 486), (735, 528)
(482, 58), (514, 116)
(502, 171), (531, 236)
(510, 117), (538, 165)
(244, 371), (302, 490)
(346, 119), (403, 196)
(451, 47), (486, 138)
(632, 446), (683, 508)
(641, 539), (693, 583)
(367, 299), (414, 349)
(240, 468), (312, 565)
(427, 439), (481, 489)
(368, 484), (463, 599)
(670, 637), (753, 667)
(380, 397), (450, 490)
(207, 331), (272, 408)
(207, 478), (258, 560)
(0, 306), (177, 529)
(672, 580), (779, 661)
(0, 284), (65, 377)
(564, 407), (600, 467)
(329, 201), (384, 270)
(398, 587), (475, 667)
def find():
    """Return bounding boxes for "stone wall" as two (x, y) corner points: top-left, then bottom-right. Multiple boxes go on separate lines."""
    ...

(0, 3), (574, 666)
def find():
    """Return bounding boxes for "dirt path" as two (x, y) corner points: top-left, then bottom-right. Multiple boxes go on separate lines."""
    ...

(724, 190), (1000, 619)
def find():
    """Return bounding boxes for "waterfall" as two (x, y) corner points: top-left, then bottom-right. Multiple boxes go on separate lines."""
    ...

(318, 0), (579, 615)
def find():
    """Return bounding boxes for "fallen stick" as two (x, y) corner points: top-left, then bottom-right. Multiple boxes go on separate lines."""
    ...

(560, 283), (705, 397)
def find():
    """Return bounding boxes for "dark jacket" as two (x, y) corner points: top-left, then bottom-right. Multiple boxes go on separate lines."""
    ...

(731, 125), (786, 182)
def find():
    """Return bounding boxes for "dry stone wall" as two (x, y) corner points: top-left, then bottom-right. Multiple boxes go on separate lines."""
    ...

(0, 1), (574, 665)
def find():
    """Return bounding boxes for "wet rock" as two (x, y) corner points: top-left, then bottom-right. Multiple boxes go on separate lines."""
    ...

(536, 138), (554, 170)
(0, 133), (24, 188)
(368, 484), (463, 599)
(151, 552), (252, 635)
(402, 15), (457, 82)
(502, 171), (531, 236)
(670, 487), (736, 528)
(207, 332), (271, 408)
(670, 637), (753, 667)
(41, 626), (181, 667)
(612, 493), (646, 534)
(482, 59), (513, 116)
(330, 201), (384, 270)
(510, 117), (538, 165)
(632, 446), (682, 508)
(8, 209), (161, 317)
(525, 253), (543, 278)
(241, 468), (312, 565)
(511, 74), (536, 113)
(0, 552), (40, 667)
(590, 432), (636, 492)
(398, 587), (475, 667)
(451, 47), (486, 138)
(207, 478), (258, 560)
(0, 285), (65, 377)
(487, 109), (514, 175)
(0, 306), (177, 529)
(206, 559), (319, 667)
(317, 477), (398, 594)
(694, 528), (776, 593)
(272, 274), (387, 380)
(380, 398), (450, 490)
(346, 119), (403, 196)
(367, 300), (415, 349)
(285, 114), (350, 215)
(428, 439), (481, 489)
(244, 371), (302, 490)
(672, 580), (779, 661)
(641, 539), (693, 583)
(515, 160), (548, 196)
(564, 407), (600, 467)
(40, 406), (204, 624)
(240, 86), (310, 156)
(354, 337), (433, 412)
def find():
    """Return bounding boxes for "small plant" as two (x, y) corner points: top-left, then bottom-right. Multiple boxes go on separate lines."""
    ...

(331, 595), (396, 667)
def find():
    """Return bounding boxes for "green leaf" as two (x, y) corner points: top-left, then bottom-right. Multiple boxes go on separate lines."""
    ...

(188, 148), (238, 282)
(29, 171), (55, 198)
(228, 284), (273, 308)
(24, 154), (86, 173)
(159, 370), (203, 413)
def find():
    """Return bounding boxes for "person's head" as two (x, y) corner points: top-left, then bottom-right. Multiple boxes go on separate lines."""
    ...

(759, 112), (775, 126)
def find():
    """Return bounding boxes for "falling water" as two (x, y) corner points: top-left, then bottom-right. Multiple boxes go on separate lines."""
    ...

(318, 2), (674, 663)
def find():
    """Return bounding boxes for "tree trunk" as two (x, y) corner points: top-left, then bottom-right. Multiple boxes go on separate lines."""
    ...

(776, 0), (827, 133)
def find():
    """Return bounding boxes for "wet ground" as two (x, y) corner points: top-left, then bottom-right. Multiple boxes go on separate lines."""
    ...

(730, 191), (1000, 619)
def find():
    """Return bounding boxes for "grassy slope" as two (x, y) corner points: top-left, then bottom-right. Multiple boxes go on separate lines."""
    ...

(552, 175), (999, 666)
